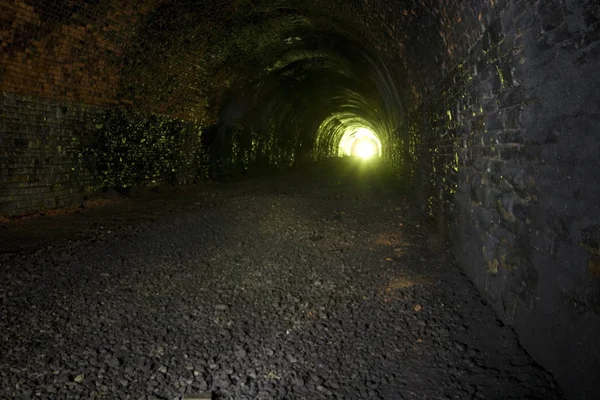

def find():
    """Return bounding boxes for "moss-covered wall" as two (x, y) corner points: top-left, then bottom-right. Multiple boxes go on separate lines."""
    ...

(0, 94), (211, 216)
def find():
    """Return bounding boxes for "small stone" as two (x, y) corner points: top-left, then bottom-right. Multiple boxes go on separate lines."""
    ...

(488, 259), (499, 275)
(216, 377), (231, 389)
(196, 380), (209, 391)
(235, 348), (247, 358)
(292, 377), (305, 386)
(105, 356), (120, 369)
(455, 343), (467, 352)
(286, 354), (298, 363)
(413, 304), (423, 312)
(215, 304), (229, 311)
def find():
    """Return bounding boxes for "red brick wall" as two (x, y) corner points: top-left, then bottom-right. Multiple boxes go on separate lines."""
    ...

(1, 0), (157, 105)
(0, 0), (172, 217)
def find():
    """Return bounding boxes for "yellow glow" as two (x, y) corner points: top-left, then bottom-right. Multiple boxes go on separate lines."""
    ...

(339, 127), (382, 159)
(353, 138), (378, 159)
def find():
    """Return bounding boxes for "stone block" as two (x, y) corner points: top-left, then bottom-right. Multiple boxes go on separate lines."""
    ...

(485, 112), (504, 131)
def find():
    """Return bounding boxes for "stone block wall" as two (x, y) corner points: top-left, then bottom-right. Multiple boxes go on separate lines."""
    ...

(410, 0), (600, 398)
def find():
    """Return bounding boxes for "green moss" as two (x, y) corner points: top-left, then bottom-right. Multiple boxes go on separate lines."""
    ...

(79, 107), (206, 189)
(496, 64), (506, 88)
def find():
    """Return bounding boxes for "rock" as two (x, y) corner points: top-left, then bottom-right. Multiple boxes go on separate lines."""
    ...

(215, 377), (231, 389)
(235, 348), (247, 358)
(0, 167), (564, 400)
(196, 380), (209, 392)
(292, 377), (305, 386)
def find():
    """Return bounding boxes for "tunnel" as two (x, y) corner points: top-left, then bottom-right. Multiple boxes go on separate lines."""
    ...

(0, 0), (599, 398)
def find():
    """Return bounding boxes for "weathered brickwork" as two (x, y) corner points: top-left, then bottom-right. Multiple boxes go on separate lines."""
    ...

(0, 0), (146, 215)
(0, 0), (211, 216)
(409, 1), (600, 397)
(1, 0), (156, 106)
(0, 92), (101, 215)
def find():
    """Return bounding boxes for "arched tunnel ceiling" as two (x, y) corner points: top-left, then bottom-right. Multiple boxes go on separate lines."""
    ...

(115, 0), (447, 159)
(3, 0), (450, 161)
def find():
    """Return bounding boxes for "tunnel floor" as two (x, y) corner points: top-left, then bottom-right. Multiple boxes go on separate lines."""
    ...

(0, 159), (563, 399)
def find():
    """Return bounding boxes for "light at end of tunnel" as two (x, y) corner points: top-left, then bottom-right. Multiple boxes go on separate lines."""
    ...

(339, 127), (382, 159)
(353, 138), (378, 159)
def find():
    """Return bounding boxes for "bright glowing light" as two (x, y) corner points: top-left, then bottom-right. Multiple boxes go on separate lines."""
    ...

(353, 138), (378, 159)
(339, 127), (382, 159)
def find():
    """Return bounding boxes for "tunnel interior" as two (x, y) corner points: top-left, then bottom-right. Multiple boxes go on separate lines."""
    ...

(138, 0), (409, 174)
(1, 0), (599, 398)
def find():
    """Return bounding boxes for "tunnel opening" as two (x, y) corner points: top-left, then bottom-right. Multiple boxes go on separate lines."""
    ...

(340, 128), (382, 159)
(207, 25), (403, 178)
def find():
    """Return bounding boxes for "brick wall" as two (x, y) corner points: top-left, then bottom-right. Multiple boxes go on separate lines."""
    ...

(0, 0), (214, 216)
(0, 0), (157, 105)
(0, 92), (101, 215)
(0, 0), (151, 216)
(409, 0), (600, 398)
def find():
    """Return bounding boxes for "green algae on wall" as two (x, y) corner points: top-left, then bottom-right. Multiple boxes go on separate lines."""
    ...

(79, 107), (208, 189)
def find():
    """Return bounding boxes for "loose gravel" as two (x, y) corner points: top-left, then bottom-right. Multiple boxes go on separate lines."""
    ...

(0, 160), (564, 399)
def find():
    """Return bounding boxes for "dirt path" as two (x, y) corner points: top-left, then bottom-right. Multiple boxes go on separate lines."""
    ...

(0, 160), (563, 399)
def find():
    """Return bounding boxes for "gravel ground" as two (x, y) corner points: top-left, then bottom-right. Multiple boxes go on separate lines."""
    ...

(0, 159), (563, 399)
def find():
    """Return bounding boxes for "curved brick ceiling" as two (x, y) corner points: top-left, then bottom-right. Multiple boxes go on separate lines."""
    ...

(123, 1), (394, 147)
(2, 0), (451, 160)
(118, 0), (446, 159)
